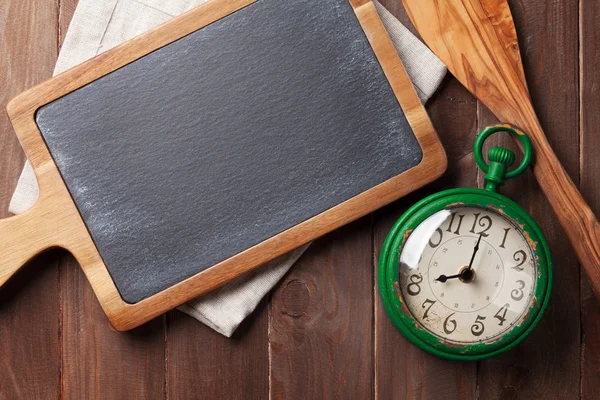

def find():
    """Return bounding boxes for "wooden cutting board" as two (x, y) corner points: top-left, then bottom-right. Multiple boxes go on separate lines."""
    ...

(1, 0), (446, 330)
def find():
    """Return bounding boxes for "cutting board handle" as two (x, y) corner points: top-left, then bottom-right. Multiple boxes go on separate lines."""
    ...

(0, 204), (56, 286)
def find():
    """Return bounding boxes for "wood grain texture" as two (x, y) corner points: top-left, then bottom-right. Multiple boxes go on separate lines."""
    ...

(270, 219), (373, 399)
(167, 304), (269, 400)
(61, 254), (166, 400)
(373, 75), (478, 398)
(0, 252), (61, 399)
(474, 1), (581, 398)
(58, 0), (77, 47)
(374, 9), (478, 400)
(55, 2), (164, 399)
(1, 0), (446, 330)
(580, 0), (600, 398)
(402, 0), (600, 303)
(0, 0), (60, 398)
(1, 0), (594, 398)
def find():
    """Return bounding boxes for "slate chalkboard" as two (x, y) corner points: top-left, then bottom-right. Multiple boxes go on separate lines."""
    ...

(34, 0), (423, 303)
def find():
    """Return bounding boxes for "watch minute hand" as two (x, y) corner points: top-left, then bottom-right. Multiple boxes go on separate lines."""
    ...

(467, 233), (483, 271)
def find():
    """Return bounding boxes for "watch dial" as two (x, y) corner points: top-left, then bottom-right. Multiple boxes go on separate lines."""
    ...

(398, 205), (537, 344)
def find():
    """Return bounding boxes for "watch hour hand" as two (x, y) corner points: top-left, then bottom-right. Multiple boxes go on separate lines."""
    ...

(434, 273), (462, 283)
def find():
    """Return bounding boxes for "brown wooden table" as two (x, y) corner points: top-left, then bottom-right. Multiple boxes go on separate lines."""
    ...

(1, 0), (598, 399)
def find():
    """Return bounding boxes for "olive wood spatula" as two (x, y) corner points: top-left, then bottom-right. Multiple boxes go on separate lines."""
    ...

(402, 0), (600, 299)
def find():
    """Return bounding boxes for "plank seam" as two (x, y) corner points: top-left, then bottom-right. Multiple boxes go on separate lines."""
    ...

(56, 2), (64, 399)
(578, 0), (584, 398)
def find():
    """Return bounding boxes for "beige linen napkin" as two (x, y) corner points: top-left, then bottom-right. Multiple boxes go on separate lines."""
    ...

(9, 0), (446, 337)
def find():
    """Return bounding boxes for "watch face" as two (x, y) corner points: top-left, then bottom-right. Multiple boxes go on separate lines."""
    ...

(397, 205), (537, 344)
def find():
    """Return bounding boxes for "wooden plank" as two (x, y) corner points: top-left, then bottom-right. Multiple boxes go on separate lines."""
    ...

(372, 8), (477, 400)
(0, 0), (60, 398)
(0, 252), (61, 399)
(167, 303), (269, 399)
(0, 3), (56, 208)
(373, 77), (478, 399)
(270, 219), (373, 399)
(475, 1), (581, 399)
(61, 258), (166, 399)
(55, 1), (165, 398)
(372, 7), (478, 400)
(580, 0), (600, 398)
(58, 0), (78, 47)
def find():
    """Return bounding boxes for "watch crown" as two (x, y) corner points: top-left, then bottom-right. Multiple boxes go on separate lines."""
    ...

(488, 147), (516, 167)
(484, 147), (517, 192)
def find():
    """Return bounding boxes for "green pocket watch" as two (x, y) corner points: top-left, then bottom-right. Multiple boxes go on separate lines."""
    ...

(378, 124), (552, 361)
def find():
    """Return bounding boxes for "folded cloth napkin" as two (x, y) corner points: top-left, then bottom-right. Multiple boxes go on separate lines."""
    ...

(9, 0), (446, 337)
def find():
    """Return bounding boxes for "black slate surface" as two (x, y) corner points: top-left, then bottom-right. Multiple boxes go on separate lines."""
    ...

(35, 0), (423, 303)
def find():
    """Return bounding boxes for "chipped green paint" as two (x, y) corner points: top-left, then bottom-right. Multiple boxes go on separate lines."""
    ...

(378, 189), (552, 360)
(474, 124), (533, 183)
(378, 125), (552, 361)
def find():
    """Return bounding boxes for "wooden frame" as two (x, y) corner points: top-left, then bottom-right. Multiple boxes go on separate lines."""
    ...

(1, 0), (446, 330)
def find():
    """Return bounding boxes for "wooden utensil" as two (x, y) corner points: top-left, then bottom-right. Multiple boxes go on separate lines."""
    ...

(402, 0), (600, 299)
